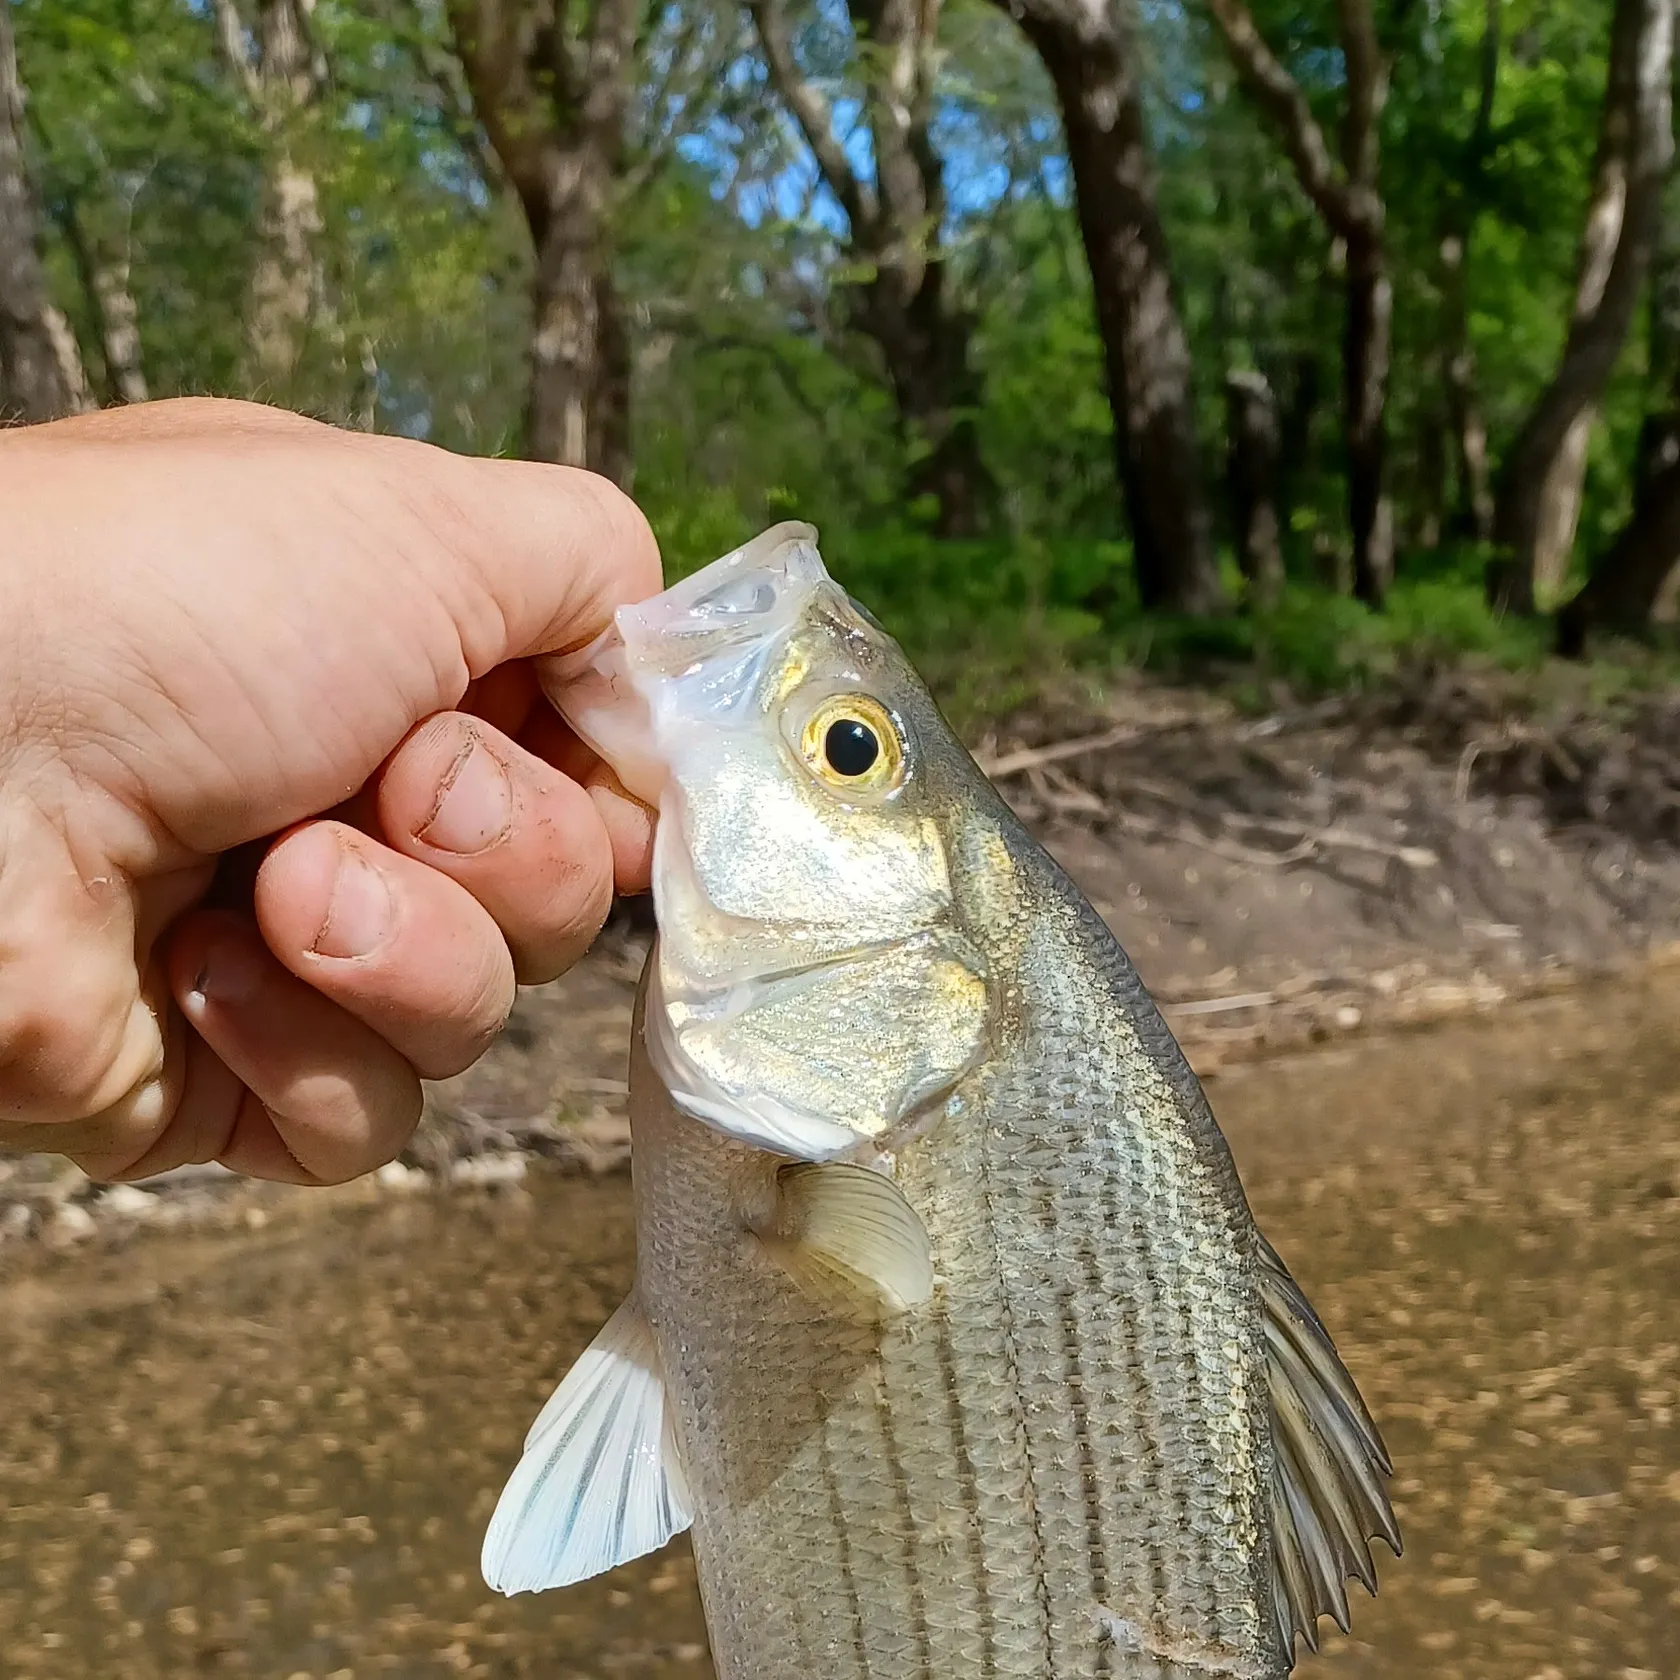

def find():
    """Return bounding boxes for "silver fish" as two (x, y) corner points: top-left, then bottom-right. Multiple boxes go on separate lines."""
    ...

(481, 524), (1400, 1679)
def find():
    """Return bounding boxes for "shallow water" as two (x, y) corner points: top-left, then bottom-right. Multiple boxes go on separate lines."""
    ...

(6, 975), (1680, 1679)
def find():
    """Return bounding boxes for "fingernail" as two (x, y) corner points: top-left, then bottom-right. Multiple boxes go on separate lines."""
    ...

(312, 844), (394, 959)
(420, 736), (513, 855)
(189, 930), (268, 1007)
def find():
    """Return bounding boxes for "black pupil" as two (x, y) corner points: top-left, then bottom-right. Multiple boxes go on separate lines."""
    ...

(824, 717), (881, 777)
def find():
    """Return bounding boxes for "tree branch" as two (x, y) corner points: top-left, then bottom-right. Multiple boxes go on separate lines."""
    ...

(746, 0), (878, 234)
(1336, 0), (1384, 197)
(444, 0), (552, 224)
(369, 0), (504, 198)
(1205, 0), (1359, 237)
(208, 0), (264, 104)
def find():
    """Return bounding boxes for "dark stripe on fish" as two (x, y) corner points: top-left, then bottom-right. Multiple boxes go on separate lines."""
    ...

(1062, 1271), (1114, 1679)
(933, 1307), (998, 1680)
(1102, 1160), (1172, 1630)
(817, 1423), (871, 1679)
(871, 1372), (933, 1678)
(981, 1107), (1056, 1677)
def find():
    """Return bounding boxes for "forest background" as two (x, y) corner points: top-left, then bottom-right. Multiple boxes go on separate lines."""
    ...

(4, 0), (1680, 722)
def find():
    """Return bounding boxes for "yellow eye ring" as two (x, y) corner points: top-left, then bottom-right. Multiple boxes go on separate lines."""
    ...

(798, 694), (906, 793)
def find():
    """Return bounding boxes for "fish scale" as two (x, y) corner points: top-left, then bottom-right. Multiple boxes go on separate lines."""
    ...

(483, 524), (1398, 1680)
(630, 847), (1277, 1679)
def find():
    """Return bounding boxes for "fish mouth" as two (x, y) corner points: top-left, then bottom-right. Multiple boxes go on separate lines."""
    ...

(541, 522), (828, 805)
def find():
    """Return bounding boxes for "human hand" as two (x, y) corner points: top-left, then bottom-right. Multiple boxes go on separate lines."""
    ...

(0, 399), (660, 1185)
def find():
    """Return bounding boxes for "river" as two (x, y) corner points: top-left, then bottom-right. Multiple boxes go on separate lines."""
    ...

(5, 973), (1680, 1678)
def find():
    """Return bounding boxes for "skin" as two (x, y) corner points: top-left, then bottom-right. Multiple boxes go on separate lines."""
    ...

(0, 397), (660, 1187)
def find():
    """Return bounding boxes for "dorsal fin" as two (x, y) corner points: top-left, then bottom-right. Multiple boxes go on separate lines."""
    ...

(481, 1291), (692, 1596)
(1258, 1232), (1402, 1665)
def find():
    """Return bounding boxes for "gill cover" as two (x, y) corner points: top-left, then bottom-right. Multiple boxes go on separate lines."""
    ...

(543, 523), (989, 1162)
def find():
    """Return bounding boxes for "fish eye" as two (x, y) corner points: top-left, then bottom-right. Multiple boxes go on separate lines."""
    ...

(798, 695), (905, 794)
(824, 717), (879, 777)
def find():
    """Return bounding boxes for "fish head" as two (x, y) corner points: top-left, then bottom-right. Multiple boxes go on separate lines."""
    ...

(547, 522), (994, 1162)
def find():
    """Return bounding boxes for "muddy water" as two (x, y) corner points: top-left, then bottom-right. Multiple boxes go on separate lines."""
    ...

(7, 978), (1680, 1680)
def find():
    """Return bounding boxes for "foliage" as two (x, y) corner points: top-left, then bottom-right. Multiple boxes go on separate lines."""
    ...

(7, 0), (1676, 699)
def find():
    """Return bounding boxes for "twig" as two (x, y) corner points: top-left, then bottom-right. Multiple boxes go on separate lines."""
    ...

(978, 725), (1146, 778)
(1122, 775), (1438, 868)
(1166, 992), (1278, 1016)
(1111, 810), (1316, 870)
(1455, 739), (1485, 803)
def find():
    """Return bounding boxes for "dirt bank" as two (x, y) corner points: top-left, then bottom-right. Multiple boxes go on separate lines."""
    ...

(5, 669), (1680, 1245)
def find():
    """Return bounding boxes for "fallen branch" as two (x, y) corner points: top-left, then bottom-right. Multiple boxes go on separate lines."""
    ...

(1120, 775), (1438, 868)
(1166, 991), (1278, 1016)
(1111, 809), (1317, 869)
(978, 725), (1146, 778)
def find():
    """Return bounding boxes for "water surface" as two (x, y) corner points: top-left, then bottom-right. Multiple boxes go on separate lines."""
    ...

(6, 975), (1680, 1678)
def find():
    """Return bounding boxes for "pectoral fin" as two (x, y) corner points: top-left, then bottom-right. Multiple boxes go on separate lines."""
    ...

(760, 1162), (935, 1315)
(1259, 1232), (1402, 1665)
(481, 1291), (692, 1596)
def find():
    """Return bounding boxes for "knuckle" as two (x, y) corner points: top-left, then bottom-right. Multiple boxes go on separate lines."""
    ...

(0, 967), (158, 1127)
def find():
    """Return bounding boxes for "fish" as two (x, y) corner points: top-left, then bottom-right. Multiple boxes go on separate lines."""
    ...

(480, 523), (1401, 1678)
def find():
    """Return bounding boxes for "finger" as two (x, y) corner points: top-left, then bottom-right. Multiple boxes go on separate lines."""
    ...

(165, 911), (421, 1185)
(0, 802), (203, 1153)
(518, 703), (656, 895)
(372, 712), (615, 983)
(254, 821), (517, 1079)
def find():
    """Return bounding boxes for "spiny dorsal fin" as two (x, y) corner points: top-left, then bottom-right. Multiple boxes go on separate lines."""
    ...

(760, 1161), (934, 1315)
(1258, 1231), (1402, 1666)
(481, 1291), (692, 1596)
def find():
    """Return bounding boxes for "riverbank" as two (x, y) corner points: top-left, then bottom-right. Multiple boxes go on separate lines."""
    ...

(5, 666), (1680, 1252)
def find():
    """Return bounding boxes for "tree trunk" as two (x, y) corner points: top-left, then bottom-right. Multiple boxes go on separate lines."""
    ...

(56, 191), (148, 404)
(591, 265), (632, 488)
(1530, 411), (1593, 600)
(1344, 224), (1393, 602)
(211, 0), (343, 406)
(246, 148), (330, 392)
(250, 0), (337, 396)
(1440, 233), (1494, 541)
(1494, 0), (1674, 611)
(1225, 367), (1284, 603)
(1207, 0), (1391, 606)
(525, 169), (601, 470)
(1003, 0), (1220, 610)
(1276, 348), (1320, 538)
(751, 0), (997, 538)
(1436, 0), (1499, 544)
(858, 260), (990, 536)
(0, 1), (87, 422)
(450, 0), (638, 482)
(1556, 452), (1680, 652)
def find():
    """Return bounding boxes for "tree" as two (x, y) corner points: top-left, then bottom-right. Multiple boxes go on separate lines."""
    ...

(1556, 455), (1680, 652)
(211, 0), (348, 409)
(991, 0), (1224, 612)
(1492, 0), (1674, 612)
(445, 0), (640, 480)
(1207, 0), (1393, 608)
(0, 0), (87, 421)
(1430, 0), (1499, 547)
(746, 0), (996, 537)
